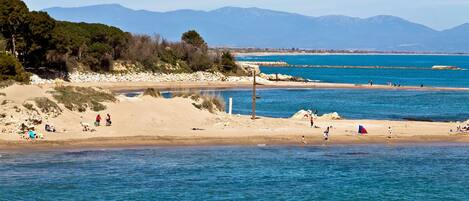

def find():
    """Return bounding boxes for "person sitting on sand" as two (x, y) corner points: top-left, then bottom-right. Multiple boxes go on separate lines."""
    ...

(95, 114), (101, 127)
(301, 135), (307, 144)
(45, 124), (56, 132)
(28, 129), (36, 140)
(81, 122), (90, 132)
(106, 114), (112, 126)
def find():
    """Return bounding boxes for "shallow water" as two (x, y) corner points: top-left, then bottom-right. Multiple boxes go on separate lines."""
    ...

(238, 55), (469, 87)
(215, 88), (469, 121)
(2, 144), (469, 200)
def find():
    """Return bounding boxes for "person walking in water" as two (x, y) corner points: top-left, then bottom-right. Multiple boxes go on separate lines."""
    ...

(95, 114), (102, 127)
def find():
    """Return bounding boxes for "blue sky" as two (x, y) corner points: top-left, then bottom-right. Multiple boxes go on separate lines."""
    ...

(24, 0), (469, 30)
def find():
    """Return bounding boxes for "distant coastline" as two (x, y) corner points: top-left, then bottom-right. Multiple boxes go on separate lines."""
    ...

(230, 48), (469, 57)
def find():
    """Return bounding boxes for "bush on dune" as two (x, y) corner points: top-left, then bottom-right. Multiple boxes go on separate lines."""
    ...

(51, 86), (116, 112)
(172, 91), (225, 113)
(143, 88), (161, 98)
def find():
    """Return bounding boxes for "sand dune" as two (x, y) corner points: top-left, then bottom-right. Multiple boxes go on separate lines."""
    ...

(1, 84), (468, 150)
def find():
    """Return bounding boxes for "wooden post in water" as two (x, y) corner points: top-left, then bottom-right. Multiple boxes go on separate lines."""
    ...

(252, 70), (256, 120)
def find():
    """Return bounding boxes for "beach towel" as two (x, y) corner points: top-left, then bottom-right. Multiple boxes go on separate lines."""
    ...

(358, 125), (368, 135)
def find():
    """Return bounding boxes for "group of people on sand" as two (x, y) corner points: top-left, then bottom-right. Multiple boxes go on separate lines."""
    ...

(454, 124), (469, 133)
(22, 127), (44, 141)
(82, 113), (112, 132)
(302, 113), (332, 144)
(302, 111), (396, 145)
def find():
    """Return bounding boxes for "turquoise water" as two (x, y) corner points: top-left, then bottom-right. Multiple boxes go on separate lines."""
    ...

(2, 144), (469, 200)
(217, 89), (469, 121)
(238, 55), (469, 87)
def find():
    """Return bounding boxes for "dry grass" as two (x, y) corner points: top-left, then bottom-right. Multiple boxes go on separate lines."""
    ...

(173, 91), (225, 113)
(143, 88), (161, 98)
(0, 80), (14, 89)
(34, 97), (62, 116)
(51, 86), (116, 112)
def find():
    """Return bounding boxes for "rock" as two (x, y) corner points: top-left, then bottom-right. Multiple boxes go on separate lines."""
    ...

(318, 112), (342, 120)
(291, 110), (313, 120)
(291, 110), (342, 120)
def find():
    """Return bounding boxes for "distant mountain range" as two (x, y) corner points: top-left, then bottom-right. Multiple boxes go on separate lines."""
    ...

(44, 4), (469, 52)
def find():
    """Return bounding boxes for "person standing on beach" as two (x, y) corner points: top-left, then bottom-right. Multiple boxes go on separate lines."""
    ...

(310, 115), (315, 128)
(323, 127), (330, 142)
(301, 135), (307, 145)
(106, 114), (112, 126)
(95, 114), (101, 127)
(387, 126), (393, 139)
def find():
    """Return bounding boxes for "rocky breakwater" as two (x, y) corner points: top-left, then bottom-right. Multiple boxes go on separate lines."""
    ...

(31, 71), (273, 85)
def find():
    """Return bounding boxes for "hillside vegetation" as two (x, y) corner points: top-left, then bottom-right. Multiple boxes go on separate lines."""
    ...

(0, 0), (241, 82)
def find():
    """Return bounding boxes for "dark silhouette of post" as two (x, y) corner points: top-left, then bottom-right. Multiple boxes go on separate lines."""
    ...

(252, 70), (256, 120)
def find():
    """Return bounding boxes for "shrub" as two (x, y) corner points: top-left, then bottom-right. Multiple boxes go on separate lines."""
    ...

(22, 102), (35, 111)
(34, 97), (62, 116)
(173, 91), (225, 113)
(0, 53), (30, 83)
(143, 88), (161, 98)
(51, 86), (116, 112)
(0, 79), (14, 88)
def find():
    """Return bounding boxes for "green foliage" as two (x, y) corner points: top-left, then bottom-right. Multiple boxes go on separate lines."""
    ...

(181, 30), (207, 51)
(24, 11), (55, 67)
(51, 86), (116, 112)
(0, 0), (30, 55)
(0, 53), (30, 82)
(220, 51), (238, 73)
(0, 2), (238, 75)
(48, 21), (129, 72)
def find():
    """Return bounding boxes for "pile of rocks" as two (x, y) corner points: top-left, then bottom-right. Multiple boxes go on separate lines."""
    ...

(68, 71), (229, 83)
(30, 71), (278, 85)
(290, 110), (342, 120)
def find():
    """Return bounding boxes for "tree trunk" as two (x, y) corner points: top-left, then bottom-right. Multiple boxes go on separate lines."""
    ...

(12, 34), (17, 58)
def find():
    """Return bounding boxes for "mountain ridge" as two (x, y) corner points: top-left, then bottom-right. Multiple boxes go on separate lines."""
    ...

(43, 4), (469, 52)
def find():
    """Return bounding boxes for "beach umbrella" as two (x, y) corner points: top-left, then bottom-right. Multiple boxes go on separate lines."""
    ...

(358, 125), (368, 135)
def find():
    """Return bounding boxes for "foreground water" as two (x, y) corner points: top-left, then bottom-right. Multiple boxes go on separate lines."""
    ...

(238, 54), (469, 87)
(2, 144), (469, 200)
(213, 89), (469, 121)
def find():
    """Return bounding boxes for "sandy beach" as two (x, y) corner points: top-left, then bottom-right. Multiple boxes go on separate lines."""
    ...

(44, 80), (469, 93)
(1, 84), (469, 151)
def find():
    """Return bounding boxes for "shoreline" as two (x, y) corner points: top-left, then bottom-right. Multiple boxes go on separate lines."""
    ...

(2, 135), (469, 151)
(235, 52), (469, 57)
(49, 81), (469, 93)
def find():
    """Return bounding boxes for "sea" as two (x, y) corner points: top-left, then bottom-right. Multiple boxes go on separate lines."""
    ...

(3, 54), (469, 200)
(239, 54), (469, 87)
(215, 54), (469, 121)
(2, 144), (469, 200)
